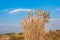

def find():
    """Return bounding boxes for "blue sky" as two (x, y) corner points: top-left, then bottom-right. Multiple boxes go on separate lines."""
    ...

(0, 0), (60, 33)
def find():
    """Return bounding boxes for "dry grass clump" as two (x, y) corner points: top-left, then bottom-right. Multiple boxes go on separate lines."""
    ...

(21, 9), (50, 40)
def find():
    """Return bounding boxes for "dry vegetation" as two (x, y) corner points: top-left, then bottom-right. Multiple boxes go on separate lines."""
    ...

(21, 9), (50, 40)
(0, 33), (24, 40)
(45, 30), (60, 40)
(0, 30), (60, 40)
(21, 9), (60, 40)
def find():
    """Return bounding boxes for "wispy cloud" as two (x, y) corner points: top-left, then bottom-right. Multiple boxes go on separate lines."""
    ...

(0, 23), (20, 27)
(46, 18), (60, 32)
(0, 23), (23, 33)
(9, 8), (35, 14)
(0, 8), (35, 14)
(49, 18), (60, 21)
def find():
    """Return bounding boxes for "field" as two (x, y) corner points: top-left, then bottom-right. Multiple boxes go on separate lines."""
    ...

(0, 30), (60, 40)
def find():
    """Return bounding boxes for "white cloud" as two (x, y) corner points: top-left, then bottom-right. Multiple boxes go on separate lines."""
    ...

(9, 9), (35, 14)
(0, 23), (20, 27)
(49, 18), (60, 21)
(46, 18), (60, 32)
(0, 23), (23, 33)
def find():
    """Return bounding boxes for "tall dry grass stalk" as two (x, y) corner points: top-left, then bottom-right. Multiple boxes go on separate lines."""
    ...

(21, 9), (50, 40)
